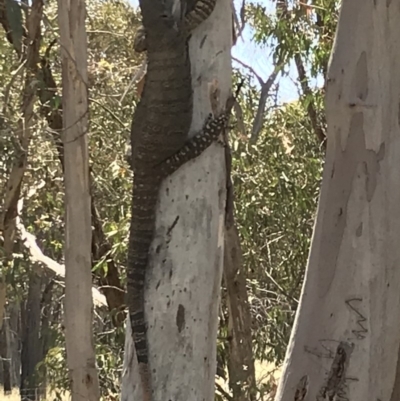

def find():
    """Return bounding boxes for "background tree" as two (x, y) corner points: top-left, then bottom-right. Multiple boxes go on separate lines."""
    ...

(57, 0), (100, 400)
(276, 1), (400, 399)
(0, 0), (341, 399)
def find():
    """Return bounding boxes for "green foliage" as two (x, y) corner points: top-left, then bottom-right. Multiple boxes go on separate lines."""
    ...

(247, 0), (339, 78)
(39, 326), (124, 400)
(232, 99), (323, 364)
(5, 0), (23, 53)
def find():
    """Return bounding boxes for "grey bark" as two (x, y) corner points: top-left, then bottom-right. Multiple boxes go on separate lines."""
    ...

(275, 2), (400, 400)
(121, 0), (232, 399)
(21, 270), (43, 400)
(0, 315), (11, 394)
(9, 302), (21, 389)
(57, 0), (100, 400)
(224, 225), (256, 401)
(223, 127), (256, 400)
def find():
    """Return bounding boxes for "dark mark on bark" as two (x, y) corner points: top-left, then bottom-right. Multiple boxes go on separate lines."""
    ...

(317, 341), (354, 401)
(167, 215), (180, 236)
(294, 375), (309, 401)
(345, 297), (368, 340)
(176, 304), (185, 333)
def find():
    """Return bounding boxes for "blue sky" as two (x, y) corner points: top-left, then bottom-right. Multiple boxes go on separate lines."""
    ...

(127, 0), (301, 103)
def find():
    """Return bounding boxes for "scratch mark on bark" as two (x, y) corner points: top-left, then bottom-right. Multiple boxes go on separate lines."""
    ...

(345, 297), (368, 340)
(167, 215), (180, 236)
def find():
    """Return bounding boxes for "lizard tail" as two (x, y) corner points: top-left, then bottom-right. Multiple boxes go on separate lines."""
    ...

(185, 0), (218, 32)
(139, 362), (152, 401)
(128, 174), (161, 401)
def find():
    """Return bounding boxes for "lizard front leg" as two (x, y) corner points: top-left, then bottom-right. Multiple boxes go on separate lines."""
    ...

(158, 113), (228, 177)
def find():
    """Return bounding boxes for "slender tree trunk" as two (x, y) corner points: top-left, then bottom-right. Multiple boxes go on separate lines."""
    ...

(121, 0), (232, 399)
(0, 280), (5, 333)
(9, 302), (21, 389)
(37, 279), (55, 395)
(275, 2), (400, 400)
(20, 270), (42, 399)
(0, 315), (11, 395)
(57, 0), (100, 400)
(223, 138), (256, 400)
(224, 226), (256, 401)
(0, 0), (43, 342)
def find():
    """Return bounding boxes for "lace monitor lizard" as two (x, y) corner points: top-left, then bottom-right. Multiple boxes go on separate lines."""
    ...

(127, 1), (229, 400)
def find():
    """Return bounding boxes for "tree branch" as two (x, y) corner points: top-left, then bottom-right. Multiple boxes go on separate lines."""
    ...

(1, 0), (125, 323)
(16, 199), (107, 307)
(233, 56), (282, 142)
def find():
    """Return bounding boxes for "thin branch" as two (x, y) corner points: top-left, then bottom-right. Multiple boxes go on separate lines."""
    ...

(89, 98), (127, 128)
(2, 61), (27, 114)
(215, 382), (233, 401)
(279, 0), (326, 148)
(233, 57), (283, 142)
(231, 0), (246, 45)
(233, 56), (264, 85)
(250, 65), (282, 142)
(120, 60), (147, 104)
(294, 52), (326, 148)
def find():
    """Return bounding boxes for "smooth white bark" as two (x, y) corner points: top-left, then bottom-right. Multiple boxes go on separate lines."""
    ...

(121, 0), (232, 399)
(58, 1), (100, 400)
(276, 2), (400, 400)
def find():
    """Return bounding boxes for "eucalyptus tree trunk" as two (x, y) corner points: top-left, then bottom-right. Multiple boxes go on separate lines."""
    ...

(0, 280), (5, 333)
(275, 2), (400, 400)
(0, 314), (11, 394)
(121, 0), (232, 399)
(57, 1), (100, 400)
(21, 269), (42, 399)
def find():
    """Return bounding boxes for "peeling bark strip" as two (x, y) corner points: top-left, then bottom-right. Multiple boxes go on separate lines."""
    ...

(275, 1), (400, 400)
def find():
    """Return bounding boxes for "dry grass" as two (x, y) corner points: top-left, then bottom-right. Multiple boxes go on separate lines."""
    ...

(4, 360), (282, 400)
(3, 388), (70, 401)
(215, 359), (282, 399)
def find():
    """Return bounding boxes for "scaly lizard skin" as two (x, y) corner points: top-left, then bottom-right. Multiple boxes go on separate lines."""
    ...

(127, 1), (226, 400)
(133, 0), (218, 53)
